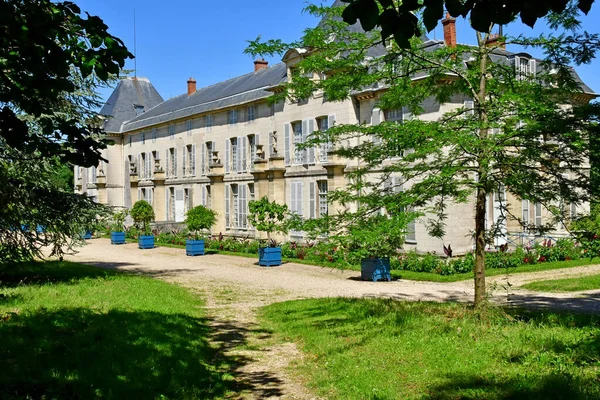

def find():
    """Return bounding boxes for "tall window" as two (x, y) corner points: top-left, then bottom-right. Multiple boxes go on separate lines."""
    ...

(292, 121), (304, 164)
(317, 116), (330, 162)
(140, 188), (153, 205)
(186, 120), (192, 136)
(184, 188), (192, 214)
(141, 131), (146, 145)
(139, 153), (146, 179)
(128, 135), (132, 147)
(247, 105), (256, 122)
(522, 200), (530, 226)
(228, 109), (238, 125)
(232, 185), (239, 227)
(152, 129), (157, 143)
(535, 202), (543, 227)
(248, 134), (257, 163)
(168, 188), (175, 221)
(206, 115), (213, 131)
(406, 206), (416, 243)
(231, 138), (238, 173)
(168, 148), (176, 178)
(169, 124), (175, 140)
(318, 181), (328, 217)
(185, 145), (195, 176)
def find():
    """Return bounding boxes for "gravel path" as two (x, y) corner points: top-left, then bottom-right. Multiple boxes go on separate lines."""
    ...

(66, 239), (600, 399)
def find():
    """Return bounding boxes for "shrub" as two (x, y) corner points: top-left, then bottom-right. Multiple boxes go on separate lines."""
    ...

(110, 208), (129, 232)
(185, 205), (217, 240)
(130, 200), (155, 236)
(248, 197), (288, 246)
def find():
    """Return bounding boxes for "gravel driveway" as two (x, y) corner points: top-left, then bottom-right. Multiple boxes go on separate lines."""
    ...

(65, 239), (600, 399)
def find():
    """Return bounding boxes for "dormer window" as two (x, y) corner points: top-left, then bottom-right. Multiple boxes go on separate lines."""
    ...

(134, 104), (144, 116)
(512, 55), (536, 81)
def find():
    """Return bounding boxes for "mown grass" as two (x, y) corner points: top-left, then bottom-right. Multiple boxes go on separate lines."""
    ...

(260, 298), (600, 400)
(522, 274), (600, 292)
(0, 261), (234, 399)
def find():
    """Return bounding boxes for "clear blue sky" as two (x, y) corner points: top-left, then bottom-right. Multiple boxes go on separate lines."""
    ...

(74, 0), (600, 103)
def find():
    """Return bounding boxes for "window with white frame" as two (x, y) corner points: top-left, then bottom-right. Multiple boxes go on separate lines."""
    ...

(206, 115), (213, 131)
(151, 151), (159, 174)
(384, 108), (403, 123)
(139, 187), (153, 206)
(405, 206), (416, 243)
(535, 202), (543, 227)
(570, 203), (578, 220)
(231, 138), (238, 173)
(247, 105), (255, 122)
(167, 147), (177, 178)
(186, 120), (192, 136)
(152, 128), (157, 143)
(184, 188), (192, 214)
(184, 144), (195, 176)
(134, 104), (144, 116)
(318, 181), (328, 217)
(292, 121), (304, 164)
(168, 187), (175, 221)
(248, 134), (257, 163)
(90, 166), (97, 184)
(201, 185), (211, 208)
(228, 109), (238, 125)
(522, 199), (530, 227)
(169, 124), (175, 139)
(317, 116), (331, 162)
(139, 153), (146, 179)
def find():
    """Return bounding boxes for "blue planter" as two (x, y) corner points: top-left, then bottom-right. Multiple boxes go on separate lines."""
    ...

(138, 235), (155, 249)
(111, 231), (126, 245)
(186, 239), (205, 256)
(258, 247), (282, 267)
(361, 257), (391, 282)
(83, 230), (93, 240)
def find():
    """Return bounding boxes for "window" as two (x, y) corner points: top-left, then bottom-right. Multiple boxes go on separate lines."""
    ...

(139, 188), (153, 205)
(317, 116), (332, 162)
(535, 202), (543, 227)
(247, 105), (256, 122)
(152, 129), (157, 143)
(184, 145), (195, 176)
(384, 108), (403, 123)
(225, 184), (248, 230)
(570, 203), (578, 220)
(128, 135), (132, 147)
(184, 188), (192, 214)
(232, 185), (239, 227)
(513, 56), (536, 81)
(151, 151), (159, 175)
(522, 200), (530, 226)
(186, 120), (192, 136)
(167, 148), (177, 178)
(139, 153), (146, 179)
(231, 138), (238, 173)
(168, 187), (175, 221)
(134, 104), (144, 116)
(206, 115), (213, 131)
(318, 181), (328, 217)
(90, 166), (97, 184)
(290, 181), (303, 217)
(141, 131), (146, 145)
(201, 185), (211, 208)
(248, 134), (257, 163)
(292, 121), (304, 164)
(406, 206), (416, 243)
(228, 109), (238, 125)
(202, 141), (214, 175)
(169, 124), (175, 139)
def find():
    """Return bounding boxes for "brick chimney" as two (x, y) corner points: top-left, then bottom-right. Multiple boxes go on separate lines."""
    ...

(254, 59), (268, 72)
(442, 13), (456, 48)
(485, 34), (506, 49)
(187, 77), (196, 95)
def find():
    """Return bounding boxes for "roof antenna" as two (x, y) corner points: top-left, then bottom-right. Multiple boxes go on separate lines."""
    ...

(133, 7), (137, 78)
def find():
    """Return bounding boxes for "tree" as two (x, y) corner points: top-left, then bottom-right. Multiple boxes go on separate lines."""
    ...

(0, 1), (132, 264)
(130, 200), (155, 236)
(340, 0), (596, 48)
(248, 197), (288, 245)
(247, 3), (599, 307)
(185, 206), (218, 240)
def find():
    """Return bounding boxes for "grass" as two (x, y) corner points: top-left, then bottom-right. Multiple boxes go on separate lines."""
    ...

(521, 274), (600, 292)
(259, 298), (600, 400)
(0, 261), (234, 399)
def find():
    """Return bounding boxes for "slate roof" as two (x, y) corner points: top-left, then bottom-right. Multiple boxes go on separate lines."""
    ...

(121, 63), (288, 133)
(99, 77), (164, 133)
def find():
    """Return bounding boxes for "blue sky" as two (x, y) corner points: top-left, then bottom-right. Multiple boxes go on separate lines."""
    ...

(74, 0), (600, 103)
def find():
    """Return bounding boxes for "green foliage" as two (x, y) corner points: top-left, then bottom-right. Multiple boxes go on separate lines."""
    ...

(522, 274), (600, 292)
(340, 0), (596, 48)
(0, 261), (233, 398)
(184, 205), (217, 240)
(248, 196), (288, 243)
(130, 201), (155, 236)
(109, 208), (128, 233)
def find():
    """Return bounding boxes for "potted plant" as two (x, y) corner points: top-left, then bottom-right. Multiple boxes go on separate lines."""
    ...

(343, 214), (409, 282)
(248, 196), (288, 266)
(185, 205), (217, 256)
(130, 200), (155, 249)
(110, 208), (129, 245)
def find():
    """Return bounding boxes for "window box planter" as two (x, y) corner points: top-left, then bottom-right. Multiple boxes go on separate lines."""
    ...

(258, 247), (282, 267)
(83, 230), (93, 240)
(111, 231), (126, 245)
(361, 257), (391, 282)
(186, 239), (205, 256)
(138, 235), (155, 249)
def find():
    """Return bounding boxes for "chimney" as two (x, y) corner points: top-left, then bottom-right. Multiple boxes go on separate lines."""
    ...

(442, 13), (456, 48)
(485, 33), (506, 49)
(254, 59), (268, 72)
(187, 77), (196, 96)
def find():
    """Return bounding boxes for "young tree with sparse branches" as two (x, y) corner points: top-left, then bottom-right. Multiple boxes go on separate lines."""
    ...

(247, 2), (600, 307)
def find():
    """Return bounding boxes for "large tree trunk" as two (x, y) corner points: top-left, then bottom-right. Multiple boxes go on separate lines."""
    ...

(474, 186), (487, 306)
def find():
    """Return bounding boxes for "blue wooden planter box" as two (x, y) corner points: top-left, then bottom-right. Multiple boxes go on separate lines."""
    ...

(83, 230), (93, 240)
(361, 257), (391, 282)
(111, 231), (126, 245)
(138, 235), (155, 249)
(259, 247), (282, 267)
(186, 239), (205, 256)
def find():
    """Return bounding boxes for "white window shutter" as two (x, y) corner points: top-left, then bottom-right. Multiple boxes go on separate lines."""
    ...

(241, 136), (247, 172)
(284, 124), (291, 166)
(268, 132), (273, 159)
(240, 184), (247, 228)
(308, 119), (316, 164)
(202, 185), (207, 206)
(225, 185), (230, 228)
(309, 182), (316, 219)
(138, 154), (142, 178)
(182, 147), (187, 177)
(225, 139), (230, 174)
(138, 188), (141, 202)
(165, 189), (169, 220)
(174, 148), (178, 178)
(302, 120), (309, 163)
(237, 136), (243, 173)
(402, 106), (412, 121)
(290, 182), (296, 215)
(464, 100), (475, 116)
(192, 145), (196, 176)
(165, 150), (169, 176)
(371, 109), (381, 144)
(529, 59), (536, 77)
(297, 181), (303, 217)
(201, 142), (205, 175)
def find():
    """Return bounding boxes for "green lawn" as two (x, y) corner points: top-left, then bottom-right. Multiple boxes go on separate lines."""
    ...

(522, 274), (600, 292)
(0, 261), (234, 399)
(260, 298), (600, 399)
